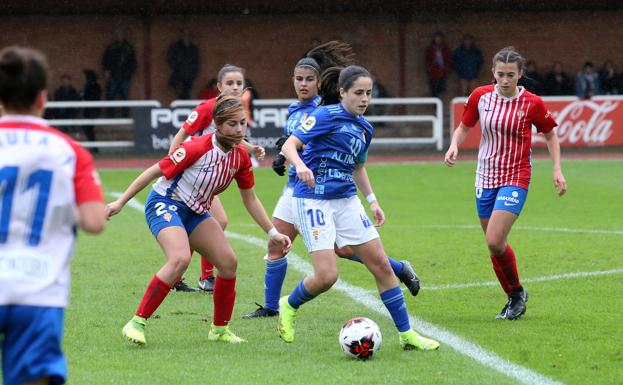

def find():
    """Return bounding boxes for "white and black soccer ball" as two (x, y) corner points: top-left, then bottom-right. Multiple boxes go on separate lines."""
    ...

(339, 317), (382, 360)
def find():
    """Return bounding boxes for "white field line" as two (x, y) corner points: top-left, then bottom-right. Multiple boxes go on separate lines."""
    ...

(110, 193), (564, 385)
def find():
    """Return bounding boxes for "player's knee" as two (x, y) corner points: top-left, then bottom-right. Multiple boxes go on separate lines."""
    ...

(217, 216), (229, 230)
(216, 253), (237, 277)
(316, 270), (338, 291)
(335, 246), (353, 259)
(486, 236), (505, 256)
(171, 253), (192, 273)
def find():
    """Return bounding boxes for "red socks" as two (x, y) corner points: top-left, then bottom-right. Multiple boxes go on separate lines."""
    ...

(213, 276), (236, 326)
(491, 244), (521, 294)
(136, 275), (173, 319)
(201, 256), (215, 280)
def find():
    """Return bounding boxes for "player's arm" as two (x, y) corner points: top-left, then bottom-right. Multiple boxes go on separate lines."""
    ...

(239, 188), (291, 252)
(169, 129), (190, 153)
(543, 130), (567, 196)
(282, 135), (314, 187)
(78, 201), (107, 234)
(240, 139), (265, 160)
(107, 164), (163, 217)
(353, 164), (385, 227)
(444, 122), (470, 167)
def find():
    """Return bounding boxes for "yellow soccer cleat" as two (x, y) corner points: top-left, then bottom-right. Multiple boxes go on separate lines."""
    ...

(399, 329), (440, 351)
(208, 324), (247, 344)
(122, 316), (147, 345)
(278, 296), (298, 343)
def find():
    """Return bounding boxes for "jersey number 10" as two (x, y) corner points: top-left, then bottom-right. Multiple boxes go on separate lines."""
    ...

(0, 166), (53, 246)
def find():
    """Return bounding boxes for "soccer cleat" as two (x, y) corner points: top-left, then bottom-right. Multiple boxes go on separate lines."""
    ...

(496, 287), (528, 320)
(242, 303), (279, 319)
(399, 329), (440, 351)
(396, 260), (421, 296)
(172, 279), (199, 292)
(277, 296), (297, 343)
(198, 276), (215, 292)
(208, 324), (246, 344)
(122, 316), (147, 345)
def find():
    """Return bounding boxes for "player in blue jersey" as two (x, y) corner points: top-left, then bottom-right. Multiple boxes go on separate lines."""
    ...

(0, 46), (106, 385)
(242, 43), (420, 319)
(277, 64), (440, 351)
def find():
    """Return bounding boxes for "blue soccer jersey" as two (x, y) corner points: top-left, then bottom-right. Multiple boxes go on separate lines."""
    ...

(291, 103), (373, 199)
(284, 96), (321, 187)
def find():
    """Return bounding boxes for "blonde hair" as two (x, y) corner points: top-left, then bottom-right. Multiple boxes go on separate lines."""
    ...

(213, 95), (244, 127)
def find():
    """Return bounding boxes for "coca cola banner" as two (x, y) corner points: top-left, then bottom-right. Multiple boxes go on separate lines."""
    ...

(450, 96), (623, 148)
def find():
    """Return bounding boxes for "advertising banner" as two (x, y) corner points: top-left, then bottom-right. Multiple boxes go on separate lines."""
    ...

(450, 96), (623, 149)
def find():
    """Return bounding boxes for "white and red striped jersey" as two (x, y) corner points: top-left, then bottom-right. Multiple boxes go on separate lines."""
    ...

(153, 132), (254, 214)
(462, 85), (557, 189)
(182, 97), (217, 137)
(0, 115), (103, 307)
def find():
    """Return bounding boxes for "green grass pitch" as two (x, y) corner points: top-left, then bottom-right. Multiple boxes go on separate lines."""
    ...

(62, 159), (622, 384)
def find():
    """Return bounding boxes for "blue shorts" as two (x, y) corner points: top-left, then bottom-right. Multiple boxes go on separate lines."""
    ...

(0, 305), (66, 385)
(145, 189), (211, 238)
(475, 186), (528, 218)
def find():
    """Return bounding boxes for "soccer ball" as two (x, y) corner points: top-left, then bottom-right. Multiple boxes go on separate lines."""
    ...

(339, 317), (382, 360)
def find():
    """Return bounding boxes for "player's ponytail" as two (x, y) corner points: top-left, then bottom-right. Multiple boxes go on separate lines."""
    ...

(0, 46), (48, 111)
(306, 41), (355, 72)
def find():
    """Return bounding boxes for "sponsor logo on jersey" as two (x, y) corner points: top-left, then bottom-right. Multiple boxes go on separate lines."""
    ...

(299, 113), (308, 124)
(170, 148), (186, 165)
(186, 111), (199, 124)
(300, 116), (316, 132)
(163, 212), (172, 222)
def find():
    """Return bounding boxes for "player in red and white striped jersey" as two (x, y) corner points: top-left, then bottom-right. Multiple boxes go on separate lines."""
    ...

(168, 64), (265, 292)
(108, 96), (290, 345)
(445, 47), (567, 320)
(0, 46), (106, 385)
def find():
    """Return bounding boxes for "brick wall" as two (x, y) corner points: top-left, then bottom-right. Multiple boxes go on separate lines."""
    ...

(1, 10), (622, 104)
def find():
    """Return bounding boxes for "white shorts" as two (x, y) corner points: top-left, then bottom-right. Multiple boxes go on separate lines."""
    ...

(293, 196), (379, 252)
(272, 186), (295, 224)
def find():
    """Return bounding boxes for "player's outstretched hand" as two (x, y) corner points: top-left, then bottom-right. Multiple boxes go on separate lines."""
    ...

(106, 200), (124, 219)
(296, 164), (315, 188)
(444, 144), (458, 167)
(272, 153), (287, 176)
(553, 170), (567, 196)
(369, 201), (385, 227)
(270, 233), (292, 254)
(252, 145), (266, 160)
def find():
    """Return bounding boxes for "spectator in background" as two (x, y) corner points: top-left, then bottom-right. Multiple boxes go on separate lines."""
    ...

(452, 34), (483, 96)
(167, 29), (200, 100)
(198, 78), (219, 100)
(52, 74), (80, 131)
(81, 69), (103, 152)
(519, 60), (544, 94)
(424, 32), (451, 98)
(599, 60), (620, 95)
(575, 61), (600, 99)
(102, 29), (137, 117)
(367, 77), (389, 122)
(543, 61), (573, 95)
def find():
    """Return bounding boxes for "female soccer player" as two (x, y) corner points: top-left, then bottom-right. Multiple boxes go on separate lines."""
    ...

(278, 64), (439, 351)
(444, 46), (567, 320)
(243, 44), (420, 319)
(0, 46), (106, 385)
(169, 64), (265, 292)
(108, 96), (291, 345)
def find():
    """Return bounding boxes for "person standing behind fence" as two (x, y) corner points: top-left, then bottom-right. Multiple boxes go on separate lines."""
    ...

(0, 46), (106, 385)
(444, 46), (567, 321)
(543, 61), (573, 96)
(80, 69), (102, 152)
(166, 29), (200, 100)
(424, 31), (451, 98)
(452, 34), (483, 96)
(52, 74), (80, 131)
(575, 61), (600, 99)
(102, 29), (137, 117)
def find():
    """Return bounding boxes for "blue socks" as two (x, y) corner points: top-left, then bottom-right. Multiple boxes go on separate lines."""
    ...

(265, 257), (288, 311)
(350, 254), (404, 275)
(287, 279), (316, 309)
(380, 286), (411, 332)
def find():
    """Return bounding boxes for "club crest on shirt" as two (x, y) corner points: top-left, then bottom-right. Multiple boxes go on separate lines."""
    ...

(186, 111), (199, 124)
(300, 116), (316, 132)
(170, 148), (186, 165)
(517, 109), (526, 118)
(163, 212), (172, 222)
(544, 111), (551, 119)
